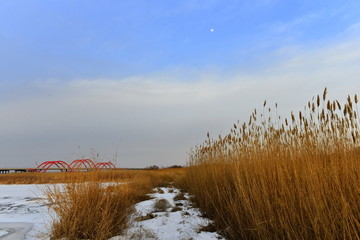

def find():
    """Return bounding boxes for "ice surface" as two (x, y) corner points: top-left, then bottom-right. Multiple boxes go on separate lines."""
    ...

(0, 184), (53, 239)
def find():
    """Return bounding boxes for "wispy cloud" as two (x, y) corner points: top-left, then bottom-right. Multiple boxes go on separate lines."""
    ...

(344, 21), (360, 36)
(270, 13), (320, 34)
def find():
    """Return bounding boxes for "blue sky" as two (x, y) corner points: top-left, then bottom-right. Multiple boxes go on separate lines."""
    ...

(1, 0), (360, 167)
(1, 0), (359, 82)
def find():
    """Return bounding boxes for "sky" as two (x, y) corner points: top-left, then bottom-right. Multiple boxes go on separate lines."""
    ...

(1, 0), (360, 168)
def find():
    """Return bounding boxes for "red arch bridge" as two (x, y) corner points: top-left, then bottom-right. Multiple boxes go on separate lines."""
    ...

(26, 159), (117, 173)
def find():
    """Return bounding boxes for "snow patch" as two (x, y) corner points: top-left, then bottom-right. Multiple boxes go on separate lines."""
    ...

(111, 187), (225, 240)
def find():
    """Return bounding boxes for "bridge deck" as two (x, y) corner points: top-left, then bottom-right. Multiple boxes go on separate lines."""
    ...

(0, 168), (145, 174)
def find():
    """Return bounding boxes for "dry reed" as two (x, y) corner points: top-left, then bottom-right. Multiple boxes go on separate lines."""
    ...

(183, 88), (360, 239)
(0, 168), (183, 185)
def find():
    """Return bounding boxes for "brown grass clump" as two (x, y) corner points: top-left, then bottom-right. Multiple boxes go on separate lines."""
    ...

(154, 198), (171, 212)
(183, 88), (360, 239)
(44, 169), (184, 239)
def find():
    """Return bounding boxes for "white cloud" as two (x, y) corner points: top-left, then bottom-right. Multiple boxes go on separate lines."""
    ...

(1, 35), (360, 168)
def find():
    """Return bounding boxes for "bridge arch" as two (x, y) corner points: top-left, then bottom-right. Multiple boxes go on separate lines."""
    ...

(95, 162), (116, 170)
(69, 159), (97, 172)
(32, 161), (71, 172)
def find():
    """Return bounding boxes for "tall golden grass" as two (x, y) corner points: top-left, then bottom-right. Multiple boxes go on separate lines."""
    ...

(0, 171), (91, 184)
(45, 169), (184, 239)
(0, 168), (183, 185)
(183, 88), (360, 239)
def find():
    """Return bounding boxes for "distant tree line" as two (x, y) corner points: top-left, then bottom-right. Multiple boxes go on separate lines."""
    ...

(145, 165), (183, 170)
